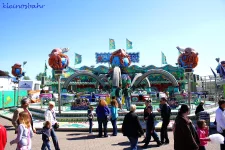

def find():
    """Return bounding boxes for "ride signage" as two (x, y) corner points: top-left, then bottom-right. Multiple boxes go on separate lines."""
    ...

(95, 52), (139, 63)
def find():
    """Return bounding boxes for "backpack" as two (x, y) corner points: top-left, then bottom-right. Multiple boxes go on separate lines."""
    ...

(115, 88), (120, 97)
(123, 88), (129, 97)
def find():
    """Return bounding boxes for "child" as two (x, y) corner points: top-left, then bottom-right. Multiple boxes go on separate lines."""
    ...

(10, 111), (34, 150)
(87, 106), (94, 134)
(142, 106), (162, 148)
(110, 100), (118, 136)
(197, 120), (210, 150)
(36, 121), (52, 150)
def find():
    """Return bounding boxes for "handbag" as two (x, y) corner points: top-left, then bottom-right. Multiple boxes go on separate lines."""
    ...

(53, 123), (59, 130)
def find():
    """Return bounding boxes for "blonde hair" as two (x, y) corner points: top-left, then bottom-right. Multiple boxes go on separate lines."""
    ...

(99, 99), (107, 107)
(130, 104), (136, 112)
(19, 111), (31, 128)
(49, 101), (55, 106)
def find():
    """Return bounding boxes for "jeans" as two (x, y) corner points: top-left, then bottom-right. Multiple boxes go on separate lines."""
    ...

(144, 131), (160, 146)
(97, 118), (108, 137)
(127, 136), (138, 150)
(111, 118), (117, 136)
(160, 119), (170, 143)
(125, 97), (131, 111)
(199, 146), (206, 150)
(89, 119), (93, 133)
(116, 97), (122, 105)
(41, 141), (51, 150)
(51, 125), (60, 150)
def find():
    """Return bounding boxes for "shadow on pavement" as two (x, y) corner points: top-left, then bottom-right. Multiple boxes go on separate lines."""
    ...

(111, 141), (130, 146)
(66, 133), (81, 136)
(67, 134), (96, 140)
(4, 125), (15, 130)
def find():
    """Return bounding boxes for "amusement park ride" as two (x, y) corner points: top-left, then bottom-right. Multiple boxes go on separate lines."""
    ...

(40, 46), (203, 113)
(9, 45), (225, 118)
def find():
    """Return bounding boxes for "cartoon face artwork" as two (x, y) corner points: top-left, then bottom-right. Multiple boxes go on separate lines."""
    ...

(177, 47), (199, 69)
(11, 63), (22, 77)
(48, 48), (70, 70)
(109, 49), (131, 67)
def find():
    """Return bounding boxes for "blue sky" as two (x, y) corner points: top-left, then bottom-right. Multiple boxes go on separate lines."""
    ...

(0, 0), (225, 80)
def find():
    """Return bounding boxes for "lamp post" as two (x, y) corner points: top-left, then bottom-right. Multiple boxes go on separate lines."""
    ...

(55, 70), (62, 115)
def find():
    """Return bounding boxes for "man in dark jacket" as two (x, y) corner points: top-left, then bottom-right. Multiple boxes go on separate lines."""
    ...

(158, 97), (171, 144)
(142, 106), (162, 148)
(141, 100), (151, 143)
(174, 108), (200, 150)
(195, 101), (204, 115)
(122, 105), (144, 150)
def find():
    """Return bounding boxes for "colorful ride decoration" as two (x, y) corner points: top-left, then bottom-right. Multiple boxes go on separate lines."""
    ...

(110, 49), (131, 68)
(48, 48), (70, 70)
(178, 47), (199, 69)
(216, 61), (225, 79)
(11, 63), (24, 77)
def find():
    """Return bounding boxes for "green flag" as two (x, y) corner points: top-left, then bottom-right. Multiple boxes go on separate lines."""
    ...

(75, 53), (82, 65)
(126, 38), (133, 50)
(161, 52), (167, 64)
(44, 61), (48, 76)
(109, 39), (116, 50)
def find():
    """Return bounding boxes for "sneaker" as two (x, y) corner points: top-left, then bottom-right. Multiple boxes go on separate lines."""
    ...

(141, 145), (148, 149)
(104, 135), (110, 137)
(141, 139), (146, 143)
(89, 133), (94, 135)
(164, 141), (169, 145)
(157, 142), (162, 147)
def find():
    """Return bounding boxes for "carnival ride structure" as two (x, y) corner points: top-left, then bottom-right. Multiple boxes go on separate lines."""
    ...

(44, 49), (188, 108)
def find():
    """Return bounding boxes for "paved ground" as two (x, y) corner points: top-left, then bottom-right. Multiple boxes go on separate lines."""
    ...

(2, 118), (220, 150)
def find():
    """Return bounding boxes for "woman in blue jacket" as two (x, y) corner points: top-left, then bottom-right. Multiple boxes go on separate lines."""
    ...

(110, 99), (118, 136)
(96, 99), (110, 137)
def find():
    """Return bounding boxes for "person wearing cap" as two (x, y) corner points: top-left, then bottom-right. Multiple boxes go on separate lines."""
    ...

(157, 97), (171, 144)
(141, 106), (162, 148)
(12, 97), (36, 133)
(45, 101), (60, 150)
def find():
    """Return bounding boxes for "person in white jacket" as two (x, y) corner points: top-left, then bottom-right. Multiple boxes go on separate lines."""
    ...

(215, 100), (225, 150)
(44, 101), (60, 150)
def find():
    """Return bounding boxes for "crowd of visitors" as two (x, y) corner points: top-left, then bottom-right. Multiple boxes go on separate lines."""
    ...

(4, 93), (225, 150)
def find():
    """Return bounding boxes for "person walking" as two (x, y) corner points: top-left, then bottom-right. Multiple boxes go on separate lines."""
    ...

(122, 104), (144, 150)
(174, 104), (200, 150)
(96, 99), (110, 137)
(0, 124), (7, 150)
(110, 100), (118, 136)
(12, 97), (36, 134)
(157, 97), (171, 144)
(36, 121), (52, 150)
(141, 100), (151, 143)
(123, 84), (132, 111)
(215, 100), (225, 150)
(45, 101), (60, 150)
(10, 111), (34, 150)
(87, 106), (94, 134)
(141, 106), (162, 148)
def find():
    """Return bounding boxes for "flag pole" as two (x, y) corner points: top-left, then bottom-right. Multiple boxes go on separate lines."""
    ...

(161, 51), (162, 67)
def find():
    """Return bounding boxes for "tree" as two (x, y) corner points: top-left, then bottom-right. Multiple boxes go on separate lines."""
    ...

(36, 72), (45, 81)
(23, 76), (30, 80)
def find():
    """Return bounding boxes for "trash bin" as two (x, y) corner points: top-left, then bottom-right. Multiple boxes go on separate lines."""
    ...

(199, 111), (210, 127)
